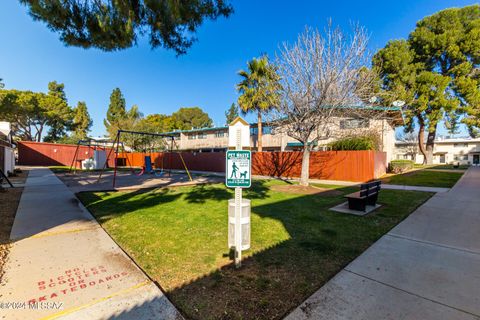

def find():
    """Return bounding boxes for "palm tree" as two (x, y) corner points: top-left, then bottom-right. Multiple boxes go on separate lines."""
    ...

(236, 56), (281, 152)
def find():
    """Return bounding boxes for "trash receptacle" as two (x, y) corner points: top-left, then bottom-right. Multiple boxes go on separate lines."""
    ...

(228, 198), (250, 250)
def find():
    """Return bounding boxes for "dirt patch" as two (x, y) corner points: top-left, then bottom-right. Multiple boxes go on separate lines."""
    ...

(3, 168), (29, 185)
(271, 184), (342, 196)
(0, 170), (27, 285)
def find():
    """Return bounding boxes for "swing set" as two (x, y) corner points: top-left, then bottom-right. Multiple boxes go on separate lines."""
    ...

(97, 129), (193, 188)
(68, 138), (115, 173)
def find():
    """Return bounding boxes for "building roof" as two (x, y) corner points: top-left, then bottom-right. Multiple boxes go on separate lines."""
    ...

(163, 106), (403, 136)
(229, 116), (249, 126)
(396, 137), (480, 146)
(163, 126), (228, 135)
(286, 141), (318, 147)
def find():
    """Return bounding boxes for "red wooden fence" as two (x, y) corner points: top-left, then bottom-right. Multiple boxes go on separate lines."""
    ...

(252, 151), (386, 182)
(17, 141), (386, 182)
(119, 150), (386, 182)
(17, 141), (115, 168)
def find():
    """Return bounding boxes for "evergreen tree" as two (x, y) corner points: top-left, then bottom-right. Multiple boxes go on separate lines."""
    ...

(19, 0), (233, 55)
(72, 101), (92, 139)
(43, 81), (74, 142)
(104, 88), (127, 138)
(171, 107), (212, 130)
(1, 82), (73, 142)
(225, 103), (239, 124)
(374, 5), (480, 163)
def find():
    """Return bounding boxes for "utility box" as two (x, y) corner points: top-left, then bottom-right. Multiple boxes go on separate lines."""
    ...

(93, 150), (107, 169)
(228, 199), (251, 250)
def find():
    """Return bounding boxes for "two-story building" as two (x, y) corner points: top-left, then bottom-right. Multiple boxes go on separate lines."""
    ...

(165, 108), (402, 163)
(394, 136), (480, 165)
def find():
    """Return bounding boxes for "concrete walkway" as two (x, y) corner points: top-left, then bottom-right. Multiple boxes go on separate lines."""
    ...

(381, 184), (449, 193)
(254, 175), (450, 193)
(1, 168), (182, 320)
(286, 167), (480, 320)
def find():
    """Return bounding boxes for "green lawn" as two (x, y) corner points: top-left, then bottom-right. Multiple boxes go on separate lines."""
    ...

(382, 169), (464, 188)
(78, 181), (432, 320)
(413, 164), (470, 170)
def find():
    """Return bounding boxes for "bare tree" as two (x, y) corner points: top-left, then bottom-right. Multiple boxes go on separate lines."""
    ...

(396, 131), (419, 161)
(270, 23), (383, 186)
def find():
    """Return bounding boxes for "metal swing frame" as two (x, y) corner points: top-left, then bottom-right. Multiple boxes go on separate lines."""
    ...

(97, 129), (192, 188)
(68, 138), (116, 174)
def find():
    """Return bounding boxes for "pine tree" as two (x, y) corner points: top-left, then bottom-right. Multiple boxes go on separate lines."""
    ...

(72, 101), (92, 139)
(225, 103), (239, 124)
(104, 88), (127, 138)
(374, 5), (480, 163)
(19, 0), (233, 55)
(43, 81), (73, 142)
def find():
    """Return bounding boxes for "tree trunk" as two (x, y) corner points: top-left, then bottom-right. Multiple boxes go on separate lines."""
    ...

(257, 111), (263, 152)
(417, 120), (428, 165)
(299, 147), (310, 186)
(425, 130), (436, 165)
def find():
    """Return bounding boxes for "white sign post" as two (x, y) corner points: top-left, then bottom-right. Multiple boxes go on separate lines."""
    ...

(226, 117), (251, 268)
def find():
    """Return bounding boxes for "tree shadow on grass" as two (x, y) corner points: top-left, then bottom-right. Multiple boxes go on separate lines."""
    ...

(104, 187), (357, 320)
(78, 180), (432, 320)
(183, 180), (270, 204)
(161, 187), (430, 320)
(78, 180), (271, 223)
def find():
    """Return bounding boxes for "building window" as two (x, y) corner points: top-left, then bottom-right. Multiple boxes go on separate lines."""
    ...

(340, 119), (370, 129)
(197, 132), (207, 139)
(454, 143), (468, 148)
(250, 126), (272, 135)
(454, 154), (468, 161)
(188, 134), (196, 140)
(215, 131), (225, 138)
(174, 135), (181, 141)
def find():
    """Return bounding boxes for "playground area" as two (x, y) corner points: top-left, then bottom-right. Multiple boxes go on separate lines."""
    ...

(56, 170), (223, 193)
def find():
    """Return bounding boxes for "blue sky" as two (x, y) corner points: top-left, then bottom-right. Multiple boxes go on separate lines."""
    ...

(0, 0), (475, 137)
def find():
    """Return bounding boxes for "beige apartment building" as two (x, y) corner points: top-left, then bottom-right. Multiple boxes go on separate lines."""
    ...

(168, 115), (401, 163)
(394, 137), (480, 165)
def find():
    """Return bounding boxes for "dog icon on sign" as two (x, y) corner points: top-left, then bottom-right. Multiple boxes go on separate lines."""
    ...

(240, 171), (248, 179)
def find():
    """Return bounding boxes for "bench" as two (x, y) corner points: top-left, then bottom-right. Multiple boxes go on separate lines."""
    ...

(345, 180), (381, 212)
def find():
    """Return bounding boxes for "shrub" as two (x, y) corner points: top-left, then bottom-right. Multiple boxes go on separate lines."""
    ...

(389, 160), (414, 174)
(329, 136), (376, 151)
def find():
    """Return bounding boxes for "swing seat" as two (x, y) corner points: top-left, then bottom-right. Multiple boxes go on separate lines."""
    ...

(134, 167), (145, 176)
(153, 169), (164, 177)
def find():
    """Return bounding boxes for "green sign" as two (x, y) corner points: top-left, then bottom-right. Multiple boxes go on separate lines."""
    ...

(226, 150), (251, 188)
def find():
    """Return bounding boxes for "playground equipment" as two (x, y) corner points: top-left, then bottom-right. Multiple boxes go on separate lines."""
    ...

(69, 138), (115, 173)
(133, 155), (164, 177)
(98, 129), (193, 188)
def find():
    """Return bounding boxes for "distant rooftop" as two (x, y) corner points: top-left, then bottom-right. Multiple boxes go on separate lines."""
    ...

(162, 105), (402, 135)
(396, 136), (480, 145)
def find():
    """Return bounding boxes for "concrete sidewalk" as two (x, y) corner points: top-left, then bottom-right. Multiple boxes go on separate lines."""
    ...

(1, 168), (182, 320)
(286, 167), (480, 320)
(254, 175), (450, 193)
